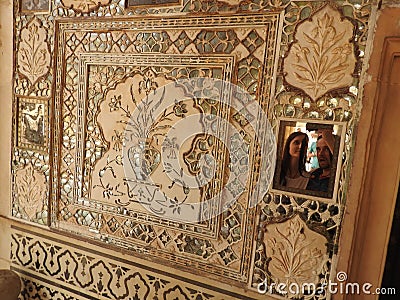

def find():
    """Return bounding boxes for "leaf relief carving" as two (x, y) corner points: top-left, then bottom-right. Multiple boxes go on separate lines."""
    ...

(17, 18), (50, 86)
(284, 5), (356, 100)
(16, 164), (46, 219)
(265, 215), (327, 296)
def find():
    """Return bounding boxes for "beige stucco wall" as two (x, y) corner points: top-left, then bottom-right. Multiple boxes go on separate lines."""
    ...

(0, 0), (13, 269)
(338, 5), (400, 296)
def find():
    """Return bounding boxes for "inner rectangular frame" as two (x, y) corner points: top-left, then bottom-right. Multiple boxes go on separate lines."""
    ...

(74, 53), (235, 237)
(126, 0), (182, 9)
(271, 117), (346, 202)
(19, 0), (51, 14)
(16, 96), (48, 152)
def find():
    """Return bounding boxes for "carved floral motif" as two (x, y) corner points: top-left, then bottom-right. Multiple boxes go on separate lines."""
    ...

(92, 73), (199, 219)
(61, 0), (111, 12)
(284, 5), (357, 100)
(265, 215), (327, 296)
(15, 164), (46, 219)
(17, 18), (50, 86)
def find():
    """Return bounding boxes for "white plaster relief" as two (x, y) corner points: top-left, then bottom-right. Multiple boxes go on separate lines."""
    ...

(284, 5), (357, 100)
(265, 215), (328, 296)
(17, 18), (50, 86)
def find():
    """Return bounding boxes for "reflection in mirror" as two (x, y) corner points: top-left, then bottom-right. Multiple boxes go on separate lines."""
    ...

(272, 119), (344, 200)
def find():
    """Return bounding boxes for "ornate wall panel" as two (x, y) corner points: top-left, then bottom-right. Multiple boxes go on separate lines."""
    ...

(49, 13), (279, 284)
(10, 0), (376, 299)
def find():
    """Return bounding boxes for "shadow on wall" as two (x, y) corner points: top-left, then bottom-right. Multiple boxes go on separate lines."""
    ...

(0, 270), (21, 300)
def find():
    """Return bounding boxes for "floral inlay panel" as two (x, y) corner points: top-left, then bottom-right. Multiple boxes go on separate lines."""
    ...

(14, 164), (47, 220)
(20, 0), (50, 13)
(16, 97), (48, 151)
(17, 18), (50, 87)
(51, 14), (280, 282)
(283, 5), (357, 101)
(83, 58), (231, 228)
(265, 215), (328, 297)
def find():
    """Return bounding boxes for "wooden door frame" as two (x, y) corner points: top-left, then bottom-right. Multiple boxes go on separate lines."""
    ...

(337, 7), (400, 298)
(348, 37), (400, 297)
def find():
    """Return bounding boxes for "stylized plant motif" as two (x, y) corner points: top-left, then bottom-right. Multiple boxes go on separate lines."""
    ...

(266, 217), (326, 295)
(16, 164), (46, 219)
(162, 137), (179, 159)
(173, 100), (188, 118)
(108, 95), (123, 112)
(284, 6), (356, 100)
(139, 69), (159, 95)
(111, 130), (124, 152)
(17, 18), (50, 86)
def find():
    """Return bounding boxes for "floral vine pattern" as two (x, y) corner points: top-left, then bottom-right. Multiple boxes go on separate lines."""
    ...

(92, 74), (194, 217)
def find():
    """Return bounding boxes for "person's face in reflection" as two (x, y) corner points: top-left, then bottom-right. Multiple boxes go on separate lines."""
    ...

(316, 137), (332, 169)
(289, 135), (306, 158)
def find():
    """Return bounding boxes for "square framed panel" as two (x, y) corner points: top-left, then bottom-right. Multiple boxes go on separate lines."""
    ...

(52, 12), (282, 283)
(16, 97), (48, 152)
(20, 0), (50, 14)
(271, 117), (346, 202)
(126, 0), (181, 8)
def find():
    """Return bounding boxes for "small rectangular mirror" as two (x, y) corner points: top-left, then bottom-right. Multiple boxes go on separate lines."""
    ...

(272, 118), (346, 201)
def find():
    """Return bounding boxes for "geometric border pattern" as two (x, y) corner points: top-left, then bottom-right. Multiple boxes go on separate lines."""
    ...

(11, 225), (257, 299)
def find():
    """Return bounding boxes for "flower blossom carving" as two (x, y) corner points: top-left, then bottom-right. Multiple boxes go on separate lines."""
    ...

(17, 18), (50, 86)
(265, 215), (327, 296)
(16, 164), (46, 220)
(284, 5), (356, 100)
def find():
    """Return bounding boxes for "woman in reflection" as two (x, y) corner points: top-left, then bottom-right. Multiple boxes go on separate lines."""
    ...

(280, 132), (310, 189)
